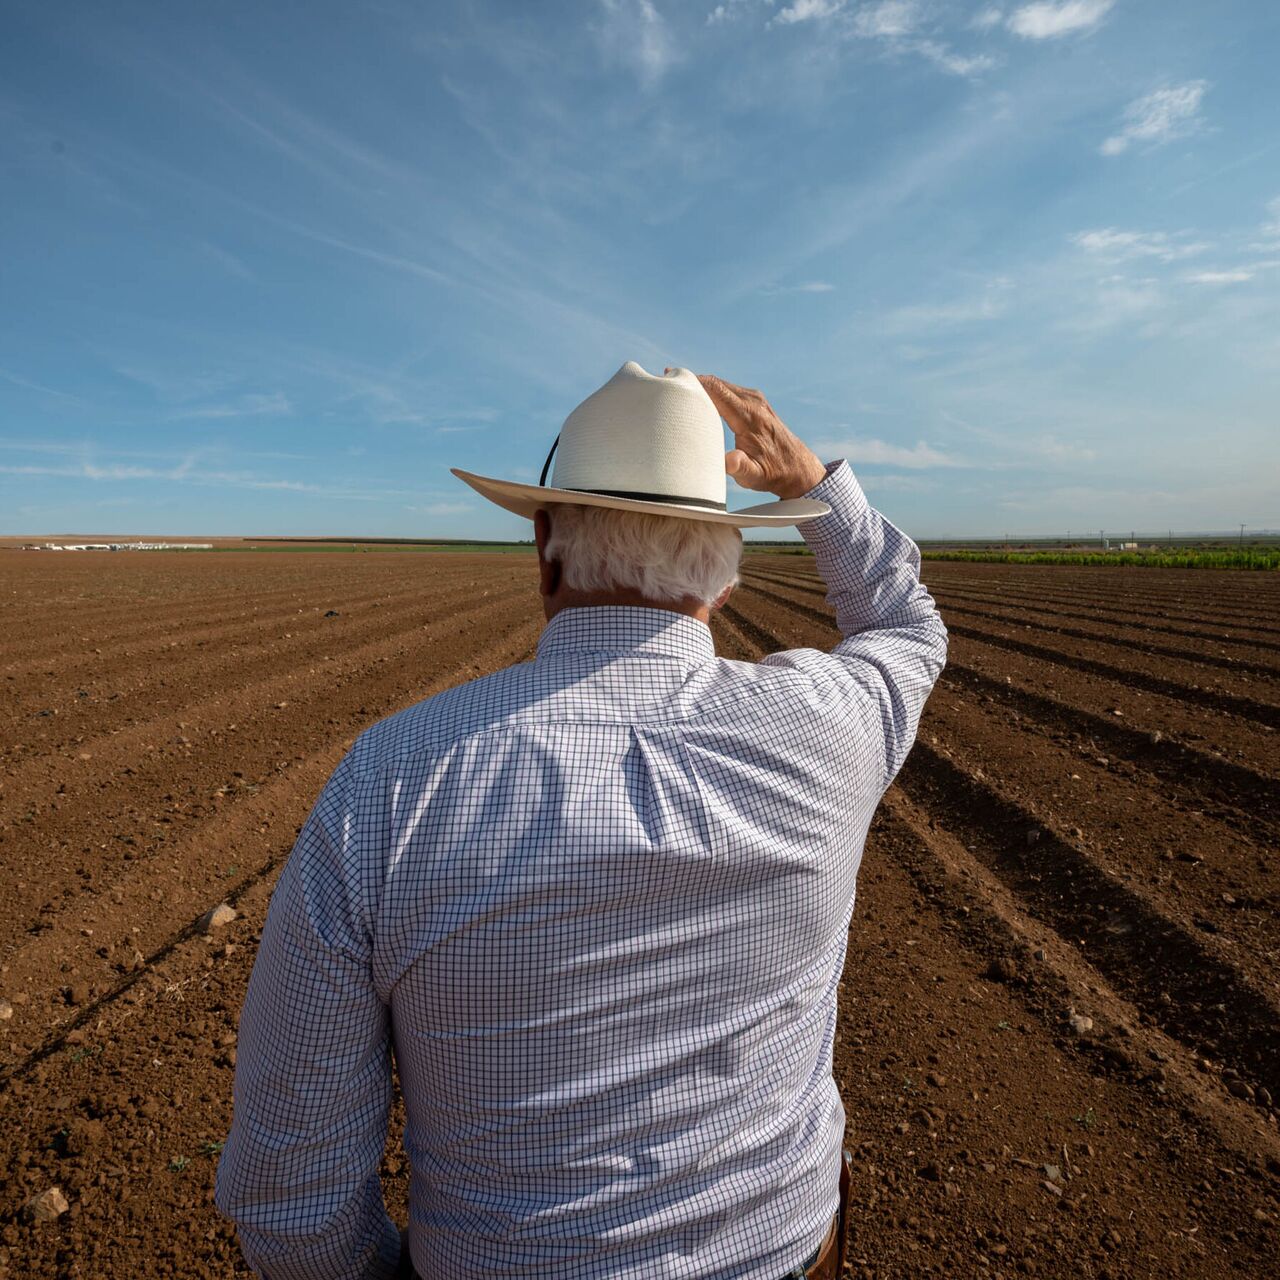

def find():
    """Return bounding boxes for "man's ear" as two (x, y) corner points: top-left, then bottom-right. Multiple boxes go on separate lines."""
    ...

(712, 581), (735, 612)
(534, 509), (560, 599)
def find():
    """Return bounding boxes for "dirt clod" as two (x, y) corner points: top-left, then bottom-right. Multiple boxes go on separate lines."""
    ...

(200, 904), (237, 931)
(23, 1188), (69, 1223)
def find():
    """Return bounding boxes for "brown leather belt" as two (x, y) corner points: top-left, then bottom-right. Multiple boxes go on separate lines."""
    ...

(800, 1148), (852, 1280)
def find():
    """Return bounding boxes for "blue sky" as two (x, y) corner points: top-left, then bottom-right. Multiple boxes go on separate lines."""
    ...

(2, 0), (1278, 539)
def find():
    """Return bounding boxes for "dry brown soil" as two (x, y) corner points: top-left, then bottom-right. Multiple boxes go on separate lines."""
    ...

(1, 549), (1277, 1278)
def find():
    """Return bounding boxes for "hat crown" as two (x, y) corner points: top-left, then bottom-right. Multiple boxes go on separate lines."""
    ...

(550, 362), (726, 508)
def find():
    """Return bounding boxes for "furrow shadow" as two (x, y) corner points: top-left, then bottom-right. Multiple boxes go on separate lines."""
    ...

(926, 586), (1280, 656)
(936, 599), (1280, 681)
(937, 664), (1279, 840)
(895, 743), (1280, 1100)
(943, 623), (1280, 730)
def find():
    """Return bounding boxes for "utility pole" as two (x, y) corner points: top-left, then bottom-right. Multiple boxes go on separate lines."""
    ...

(1240, 523), (1246, 544)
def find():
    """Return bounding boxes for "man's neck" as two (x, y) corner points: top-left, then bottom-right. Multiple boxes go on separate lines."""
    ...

(543, 588), (712, 626)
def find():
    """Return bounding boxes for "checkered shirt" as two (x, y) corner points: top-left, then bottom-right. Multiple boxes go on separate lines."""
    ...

(216, 460), (947, 1279)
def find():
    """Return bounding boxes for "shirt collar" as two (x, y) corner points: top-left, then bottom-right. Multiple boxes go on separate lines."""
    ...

(537, 606), (716, 664)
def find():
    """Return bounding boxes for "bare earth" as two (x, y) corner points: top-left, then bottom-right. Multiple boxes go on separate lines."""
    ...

(1, 550), (1277, 1278)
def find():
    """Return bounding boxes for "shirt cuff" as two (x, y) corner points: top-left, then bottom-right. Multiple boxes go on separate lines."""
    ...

(799, 460), (869, 553)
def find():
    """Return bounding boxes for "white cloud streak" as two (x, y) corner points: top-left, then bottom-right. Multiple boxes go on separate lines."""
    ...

(852, 1), (918, 38)
(1183, 269), (1253, 285)
(762, 0), (994, 75)
(758, 280), (837, 294)
(0, 454), (470, 505)
(810, 436), (968, 467)
(173, 391), (293, 419)
(596, 0), (679, 86)
(1259, 195), (1280, 243)
(1070, 228), (1208, 262)
(705, 0), (760, 24)
(772, 0), (847, 25)
(1101, 81), (1208, 156)
(0, 367), (86, 403)
(884, 281), (1011, 331)
(913, 41), (997, 76)
(1007, 0), (1114, 40)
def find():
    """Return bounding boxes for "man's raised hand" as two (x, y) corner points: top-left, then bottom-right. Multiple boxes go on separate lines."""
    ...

(695, 374), (827, 501)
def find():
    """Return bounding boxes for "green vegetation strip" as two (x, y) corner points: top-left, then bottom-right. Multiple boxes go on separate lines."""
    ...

(921, 549), (1280, 570)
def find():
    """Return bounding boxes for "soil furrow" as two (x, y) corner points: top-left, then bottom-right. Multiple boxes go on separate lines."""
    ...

(918, 569), (1280, 631)
(0, 557), (500, 664)
(1, 562), (522, 693)
(933, 598), (1280, 681)
(943, 621), (1280, 729)
(2, 578), (529, 758)
(871, 793), (1280, 1168)
(922, 584), (1280, 654)
(936, 664), (1279, 837)
(896, 743), (1280, 1098)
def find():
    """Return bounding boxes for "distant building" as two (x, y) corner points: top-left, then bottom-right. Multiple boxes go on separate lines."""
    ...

(33, 542), (213, 551)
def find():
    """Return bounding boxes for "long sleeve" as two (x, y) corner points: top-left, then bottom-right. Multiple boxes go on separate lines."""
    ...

(215, 761), (400, 1280)
(761, 458), (947, 785)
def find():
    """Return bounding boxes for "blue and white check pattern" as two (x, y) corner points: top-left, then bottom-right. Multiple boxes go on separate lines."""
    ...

(216, 461), (946, 1280)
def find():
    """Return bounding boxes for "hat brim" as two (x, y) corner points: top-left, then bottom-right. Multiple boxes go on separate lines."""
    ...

(452, 469), (830, 528)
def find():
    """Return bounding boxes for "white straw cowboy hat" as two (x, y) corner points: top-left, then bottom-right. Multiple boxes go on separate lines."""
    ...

(452, 362), (830, 528)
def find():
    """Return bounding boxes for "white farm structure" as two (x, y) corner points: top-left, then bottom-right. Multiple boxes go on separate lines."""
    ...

(34, 542), (213, 551)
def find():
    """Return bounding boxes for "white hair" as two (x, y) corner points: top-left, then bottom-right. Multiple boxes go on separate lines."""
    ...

(542, 503), (742, 607)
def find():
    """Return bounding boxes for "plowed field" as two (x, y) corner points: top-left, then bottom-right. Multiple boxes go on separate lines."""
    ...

(1, 550), (1277, 1278)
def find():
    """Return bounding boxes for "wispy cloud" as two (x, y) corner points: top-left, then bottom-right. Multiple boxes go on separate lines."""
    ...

(884, 280), (1011, 331)
(772, 0), (847, 25)
(758, 280), (837, 295)
(194, 239), (255, 281)
(595, 0), (679, 87)
(0, 367), (86, 403)
(860, 472), (940, 493)
(1036, 435), (1096, 463)
(972, 7), (1005, 29)
(173, 391), (292, 420)
(913, 41), (997, 76)
(841, 2), (995, 76)
(1082, 275), (1164, 328)
(852, 1), (918, 38)
(1006, 0), (1114, 40)
(1101, 81), (1208, 156)
(403, 501), (475, 517)
(0, 459), (315, 492)
(705, 0), (761, 24)
(1183, 268), (1253, 285)
(0, 451), (470, 505)
(1070, 228), (1208, 262)
(1259, 195), (1280, 243)
(810, 436), (967, 467)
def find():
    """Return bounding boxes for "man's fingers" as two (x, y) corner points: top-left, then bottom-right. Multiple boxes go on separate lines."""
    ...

(697, 374), (750, 431)
(725, 449), (767, 490)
